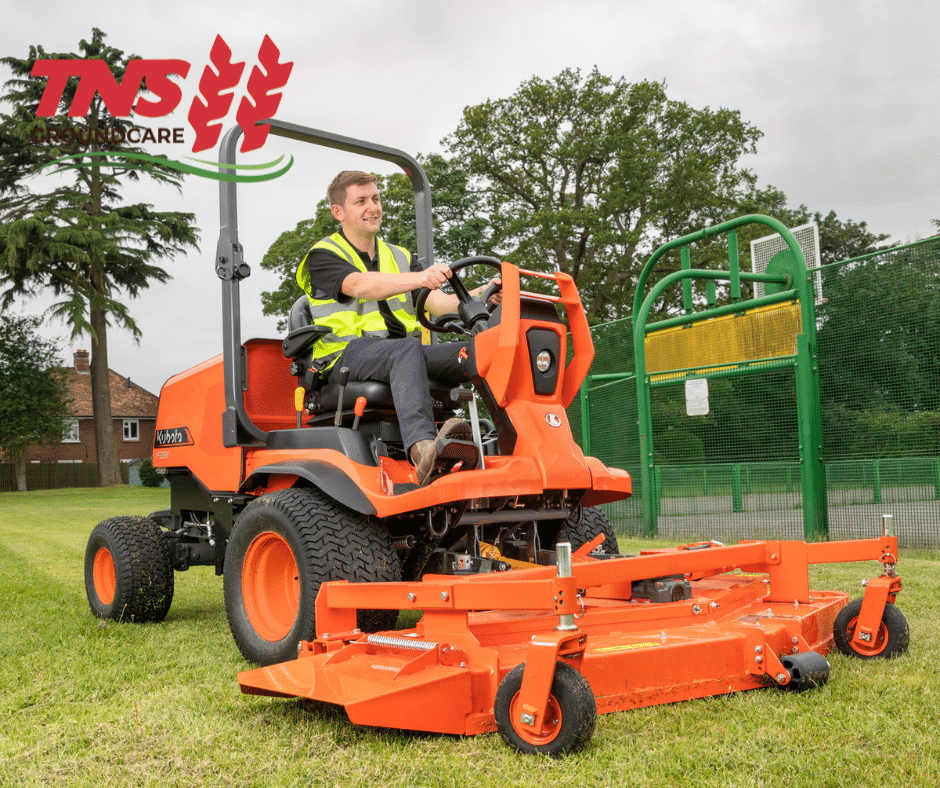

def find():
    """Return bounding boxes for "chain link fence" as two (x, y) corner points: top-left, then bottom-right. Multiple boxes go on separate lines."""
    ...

(573, 235), (940, 546)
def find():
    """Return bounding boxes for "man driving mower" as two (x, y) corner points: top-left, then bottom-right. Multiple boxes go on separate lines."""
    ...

(295, 170), (501, 485)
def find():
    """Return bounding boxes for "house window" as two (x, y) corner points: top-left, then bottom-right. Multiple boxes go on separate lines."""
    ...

(62, 419), (80, 443)
(123, 420), (140, 442)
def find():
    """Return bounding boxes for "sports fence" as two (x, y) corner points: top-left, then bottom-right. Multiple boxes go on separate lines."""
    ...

(572, 234), (940, 547)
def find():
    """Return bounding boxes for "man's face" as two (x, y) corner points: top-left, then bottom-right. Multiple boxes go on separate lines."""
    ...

(333, 182), (382, 238)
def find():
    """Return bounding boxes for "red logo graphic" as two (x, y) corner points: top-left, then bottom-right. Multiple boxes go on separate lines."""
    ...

(30, 35), (292, 154)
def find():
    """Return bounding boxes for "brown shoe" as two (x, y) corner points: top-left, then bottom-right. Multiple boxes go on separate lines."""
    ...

(413, 418), (473, 486)
(410, 439), (435, 484)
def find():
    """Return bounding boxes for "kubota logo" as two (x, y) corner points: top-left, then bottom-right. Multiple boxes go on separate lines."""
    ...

(30, 35), (294, 181)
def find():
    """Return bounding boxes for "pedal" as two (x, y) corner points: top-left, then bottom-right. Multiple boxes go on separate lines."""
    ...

(429, 438), (480, 479)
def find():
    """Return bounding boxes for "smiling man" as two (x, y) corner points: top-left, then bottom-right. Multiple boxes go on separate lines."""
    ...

(295, 170), (497, 485)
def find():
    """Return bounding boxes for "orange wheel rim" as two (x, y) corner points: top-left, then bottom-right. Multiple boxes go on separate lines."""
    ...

(845, 616), (889, 656)
(509, 692), (563, 746)
(242, 531), (300, 642)
(93, 547), (116, 605)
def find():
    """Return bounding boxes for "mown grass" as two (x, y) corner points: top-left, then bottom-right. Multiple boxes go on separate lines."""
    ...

(1, 487), (938, 787)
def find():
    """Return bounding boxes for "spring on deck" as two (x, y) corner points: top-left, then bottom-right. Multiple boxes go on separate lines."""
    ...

(366, 634), (439, 652)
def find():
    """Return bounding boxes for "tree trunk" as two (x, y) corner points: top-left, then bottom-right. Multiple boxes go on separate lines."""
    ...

(89, 303), (122, 486)
(13, 450), (27, 492)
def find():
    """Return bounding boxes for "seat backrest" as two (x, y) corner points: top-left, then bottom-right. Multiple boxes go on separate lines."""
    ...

(289, 295), (314, 331)
(285, 292), (461, 431)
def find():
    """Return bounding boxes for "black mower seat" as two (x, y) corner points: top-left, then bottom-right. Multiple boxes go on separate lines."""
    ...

(284, 295), (468, 418)
(309, 378), (462, 415)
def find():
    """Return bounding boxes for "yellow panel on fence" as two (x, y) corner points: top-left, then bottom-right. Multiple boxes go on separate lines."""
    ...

(645, 301), (802, 380)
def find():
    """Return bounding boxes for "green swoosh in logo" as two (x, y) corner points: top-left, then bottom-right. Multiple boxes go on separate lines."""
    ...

(39, 151), (294, 182)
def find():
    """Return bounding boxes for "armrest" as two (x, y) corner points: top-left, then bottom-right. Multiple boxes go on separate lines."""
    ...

(282, 325), (330, 359)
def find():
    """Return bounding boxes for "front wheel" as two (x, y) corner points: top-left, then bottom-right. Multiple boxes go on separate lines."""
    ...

(223, 488), (401, 666)
(84, 516), (174, 623)
(494, 661), (596, 756)
(555, 506), (619, 555)
(832, 597), (910, 659)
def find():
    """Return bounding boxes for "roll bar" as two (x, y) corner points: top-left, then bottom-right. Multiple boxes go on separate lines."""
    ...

(215, 119), (435, 447)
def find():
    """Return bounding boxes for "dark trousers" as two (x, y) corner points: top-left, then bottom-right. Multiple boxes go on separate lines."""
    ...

(328, 336), (471, 453)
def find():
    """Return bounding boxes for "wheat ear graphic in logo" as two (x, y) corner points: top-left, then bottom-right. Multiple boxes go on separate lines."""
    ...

(235, 35), (293, 154)
(188, 35), (245, 153)
(33, 35), (295, 182)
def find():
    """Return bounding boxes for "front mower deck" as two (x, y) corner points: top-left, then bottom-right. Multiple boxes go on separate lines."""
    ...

(238, 530), (905, 754)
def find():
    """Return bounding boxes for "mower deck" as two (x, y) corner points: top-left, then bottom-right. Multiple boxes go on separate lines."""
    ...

(239, 532), (903, 754)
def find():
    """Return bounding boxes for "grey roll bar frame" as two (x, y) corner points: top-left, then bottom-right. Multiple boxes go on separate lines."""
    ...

(214, 119), (435, 447)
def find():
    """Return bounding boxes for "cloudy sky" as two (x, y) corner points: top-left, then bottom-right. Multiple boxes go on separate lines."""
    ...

(2, 0), (938, 395)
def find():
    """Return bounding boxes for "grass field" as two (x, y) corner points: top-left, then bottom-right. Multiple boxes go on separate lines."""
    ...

(2, 488), (939, 787)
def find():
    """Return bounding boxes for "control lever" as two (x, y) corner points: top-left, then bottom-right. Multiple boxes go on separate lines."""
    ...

(351, 396), (367, 430)
(334, 367), (350, 427)
(294, 386), (305, 428)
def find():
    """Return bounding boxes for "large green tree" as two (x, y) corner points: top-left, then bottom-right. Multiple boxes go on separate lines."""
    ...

(0, 315), (72, 491)
(443, 68), (763, 323)
(0, 29), (199, 485)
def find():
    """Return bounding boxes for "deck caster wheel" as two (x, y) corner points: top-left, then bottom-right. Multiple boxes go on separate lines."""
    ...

(780, 651), (830, 691)
(832, 597), (910, 659)
(494, 661), (596, 756)
(84, 516), (174, 623)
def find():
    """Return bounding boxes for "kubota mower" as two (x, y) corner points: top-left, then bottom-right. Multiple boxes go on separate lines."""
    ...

(83, 120), (631, 666)
(82, 120), (909, 756)
(239, 520), (907, 755)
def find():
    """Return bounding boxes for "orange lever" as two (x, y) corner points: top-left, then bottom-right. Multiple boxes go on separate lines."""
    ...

(352, 397), (367, 430)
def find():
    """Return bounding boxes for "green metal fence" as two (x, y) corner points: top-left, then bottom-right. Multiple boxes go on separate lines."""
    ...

(573, 230), (940, 547)
(818, 236), (940, 545)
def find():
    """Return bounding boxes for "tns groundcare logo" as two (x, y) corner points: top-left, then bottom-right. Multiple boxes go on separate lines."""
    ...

(30, 35), (293, 182)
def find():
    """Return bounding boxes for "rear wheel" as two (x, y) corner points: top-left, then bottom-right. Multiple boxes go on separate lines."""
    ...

(224, 487), (400, 665)
(555, 506), (619, 555)
(833, 597), (910, 659)
(84, 516), (174, 623)
(494, 661), (596, 756)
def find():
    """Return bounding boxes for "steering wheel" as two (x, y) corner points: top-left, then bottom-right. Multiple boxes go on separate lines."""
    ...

(414, 256), (503, 335)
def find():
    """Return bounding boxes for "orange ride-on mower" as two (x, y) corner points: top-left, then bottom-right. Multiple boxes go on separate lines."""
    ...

(82, 119), (632, 665)
(239, 518), (907, 755)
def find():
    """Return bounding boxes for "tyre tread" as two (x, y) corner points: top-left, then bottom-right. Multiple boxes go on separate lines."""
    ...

(224, 487), (400, 665)
(833, 597), (910, 659)
(494, 661), (597, 755)
(84, 515), (174, 623)
(555, 506), (619, 555)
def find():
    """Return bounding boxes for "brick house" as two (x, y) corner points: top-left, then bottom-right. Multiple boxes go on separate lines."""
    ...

(25, 350), (159, 464)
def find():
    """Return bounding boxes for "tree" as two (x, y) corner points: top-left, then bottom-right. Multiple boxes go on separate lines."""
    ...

(260, 155), (489, 328)
(443, 68), (763, 323)
(0, 29), (199, 485)
(0, 315), (72, 491)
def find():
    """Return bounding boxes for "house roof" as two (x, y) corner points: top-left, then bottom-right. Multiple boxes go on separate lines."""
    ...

(66, 367), (159, 419)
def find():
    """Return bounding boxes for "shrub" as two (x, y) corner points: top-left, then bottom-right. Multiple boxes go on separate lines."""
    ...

(139, 458), (164, 488)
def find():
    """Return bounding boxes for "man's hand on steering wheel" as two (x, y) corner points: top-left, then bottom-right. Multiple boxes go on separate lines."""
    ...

(417, 262), (453, 291)
(414, 256), (503, 336)
(480, 276), (502, 308)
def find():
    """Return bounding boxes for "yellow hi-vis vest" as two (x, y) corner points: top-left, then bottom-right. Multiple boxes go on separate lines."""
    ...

(296, 233), (422, 371)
